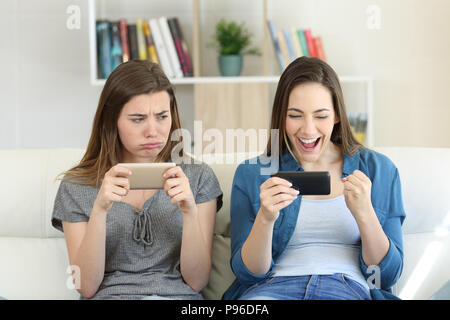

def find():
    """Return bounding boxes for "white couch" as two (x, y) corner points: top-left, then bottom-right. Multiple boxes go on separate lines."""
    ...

(0, 147), (449, 300)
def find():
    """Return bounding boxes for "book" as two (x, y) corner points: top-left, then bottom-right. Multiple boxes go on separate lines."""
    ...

(149, 18), (174, 78)
(282, 29), (296, 62)
(348, 113), (367, 143)
(290, 27), (303, 58)
(267, 19), (285, 72)
(136, 19), (148, 60)
(313, 36), (326, 61)
(143, 21), (160, 64)
(110, 21), (123, 70)
(128, 24), (139, 60)
(96, 20), (112, 79)
(277, 31), (290, 69)
(119, 19), (130, 62)
(297, 29), (310, 57)
(158, 16), (183, 78)
(168, 17), (189, 77)
(172, 18), (193, 76)
(304, 29), (316, 57)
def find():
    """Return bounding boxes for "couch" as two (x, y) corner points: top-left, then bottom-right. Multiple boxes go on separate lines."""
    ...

(0, 147), (449, 300)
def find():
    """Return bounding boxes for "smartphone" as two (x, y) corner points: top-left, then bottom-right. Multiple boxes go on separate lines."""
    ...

(117, 162), (176, 189)
(270, 171), (330, 195)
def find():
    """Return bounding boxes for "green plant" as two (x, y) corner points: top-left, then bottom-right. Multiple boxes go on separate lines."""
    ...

(209, 19), (261, 56)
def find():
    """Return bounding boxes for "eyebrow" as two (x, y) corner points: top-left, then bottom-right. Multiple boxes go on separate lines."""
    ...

(287, 107), (331, 113)
(127, 110), (169, 117)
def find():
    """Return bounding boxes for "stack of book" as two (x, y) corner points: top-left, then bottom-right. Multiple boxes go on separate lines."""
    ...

(267, 19), (326, 72)
(348, 113), (368, 144)
(96, 17), (193, 80)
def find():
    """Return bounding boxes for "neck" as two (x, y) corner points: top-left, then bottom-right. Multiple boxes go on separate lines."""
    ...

(297, 142), (342, 171)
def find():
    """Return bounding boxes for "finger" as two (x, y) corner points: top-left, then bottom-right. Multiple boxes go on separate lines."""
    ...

(111, 165), (132, 177)
(345, 174), (363, 187)
(343, 180), (358, 193)
(112, 177), (130, 189)
(167, 186), (183, 198)
(271, 198), (295, 212)
(263, 192), (297, 209)
(261, 177), (292, 190)
(170, 192), (190, 205)
(164, 177), (183, 189)
(163, 166), (184, 179)
(111, 185), (128, 197)
(263, 184), (299, 198)
(353, 170), (372, 185)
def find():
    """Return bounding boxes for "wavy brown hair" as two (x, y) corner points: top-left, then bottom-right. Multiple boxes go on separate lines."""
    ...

(60, 60), (183, 187)
(266, 56), (363, 158)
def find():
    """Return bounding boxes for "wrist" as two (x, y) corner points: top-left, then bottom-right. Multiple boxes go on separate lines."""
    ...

(257, 209), (276, 227)
(355, 206), (378, 229)
(181, 205), (199, 220)
(92, 200), (109, 216)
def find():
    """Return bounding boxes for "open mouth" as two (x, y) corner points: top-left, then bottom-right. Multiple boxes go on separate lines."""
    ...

(297, 137), (321, 152)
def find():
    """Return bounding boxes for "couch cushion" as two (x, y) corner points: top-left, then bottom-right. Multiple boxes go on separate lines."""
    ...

(0, 237), (79, 299)
(201, 235), (235, 299)
(374, 147), (450, 235)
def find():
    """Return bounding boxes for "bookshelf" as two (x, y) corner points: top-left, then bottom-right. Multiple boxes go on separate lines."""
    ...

(88, 0), (373, 147)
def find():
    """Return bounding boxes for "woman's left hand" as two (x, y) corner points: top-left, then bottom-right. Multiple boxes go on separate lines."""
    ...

(342, 170), (374, 221)
(163, 166), (196, 215)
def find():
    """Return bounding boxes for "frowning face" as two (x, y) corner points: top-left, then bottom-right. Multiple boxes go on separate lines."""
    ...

(117, 91), (172, 163)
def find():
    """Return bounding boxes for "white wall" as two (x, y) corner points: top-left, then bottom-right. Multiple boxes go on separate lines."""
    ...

(1, 0), (449, 149)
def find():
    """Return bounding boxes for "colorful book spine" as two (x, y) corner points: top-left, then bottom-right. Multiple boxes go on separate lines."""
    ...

(304, 29), (316, 57)
(313, 36), (326, 61)
(277, 31), (290, 69)
(282, 29), (296, 62)
(149, 18), (174, 78)
(267, 20), (285, 72)
(110, 21), (123, 70)
(143, 21), (160, 64)
(119, 19), (130, 62)
(96, 20), (112, 79)
(158, 16), (183, 78)
(168, 17), (189, 77)
(290, 27), (303, 58)
(127, 24), (139, 60)
(172, 18), (193, 76)
(297, 29), (310, 57)
(136, 19), (148, 60)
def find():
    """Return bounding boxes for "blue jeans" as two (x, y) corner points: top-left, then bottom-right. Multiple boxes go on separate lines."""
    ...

(239, 274), (371, 300)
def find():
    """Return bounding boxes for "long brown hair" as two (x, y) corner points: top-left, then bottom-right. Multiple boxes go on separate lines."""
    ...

(61, 60), (183, 187)
(266, 56), (363, 158)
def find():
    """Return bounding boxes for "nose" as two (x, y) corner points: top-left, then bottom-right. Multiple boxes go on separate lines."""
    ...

(301, 116), (316, 136)
(144, 119), (158, 138)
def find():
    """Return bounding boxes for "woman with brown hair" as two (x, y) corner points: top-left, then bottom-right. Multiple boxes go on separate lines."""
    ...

(223, 57), (406, 300)
(51, 60), (222, 300)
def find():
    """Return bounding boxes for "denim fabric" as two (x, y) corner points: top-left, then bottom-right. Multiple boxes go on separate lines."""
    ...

(238, 274), (372, 300)
(224, 148), (406, 300)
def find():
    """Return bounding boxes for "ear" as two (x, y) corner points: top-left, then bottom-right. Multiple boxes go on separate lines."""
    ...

(334, 113), (340, 125)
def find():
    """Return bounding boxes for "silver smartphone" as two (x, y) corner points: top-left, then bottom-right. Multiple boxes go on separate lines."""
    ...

(117, 162), (176, 189)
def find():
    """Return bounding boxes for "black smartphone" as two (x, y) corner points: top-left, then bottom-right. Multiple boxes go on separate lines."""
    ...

(270, 171), (331, 195)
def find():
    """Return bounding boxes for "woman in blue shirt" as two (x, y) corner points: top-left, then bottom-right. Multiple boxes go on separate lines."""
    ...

(223, 57), (406, 300)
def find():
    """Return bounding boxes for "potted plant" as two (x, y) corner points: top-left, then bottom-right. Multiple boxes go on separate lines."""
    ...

(209, 19), (261, 76)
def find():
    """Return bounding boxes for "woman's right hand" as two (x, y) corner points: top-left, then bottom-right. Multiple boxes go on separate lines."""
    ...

(259, 177), (299, 224)
(94, 165), (132, 212)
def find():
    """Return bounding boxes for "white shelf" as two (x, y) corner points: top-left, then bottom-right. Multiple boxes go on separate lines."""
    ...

(91, 75), (370, 85)
(88, 0), (374, 147)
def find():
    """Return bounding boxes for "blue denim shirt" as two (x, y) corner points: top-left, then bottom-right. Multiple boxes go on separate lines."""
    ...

(222, 148), (406, 300)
